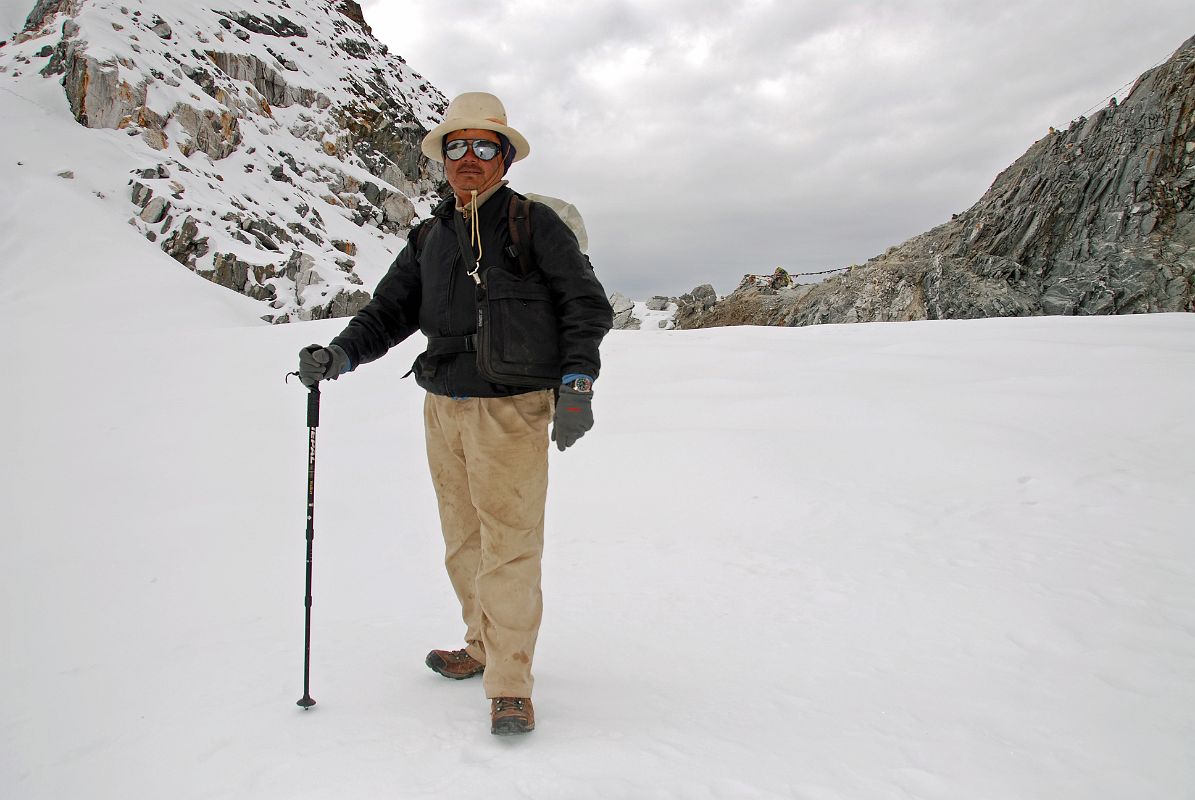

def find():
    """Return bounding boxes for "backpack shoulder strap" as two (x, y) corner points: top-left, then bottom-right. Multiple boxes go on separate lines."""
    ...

(506, 193), (534, 276)
(414, 218), (435, 256)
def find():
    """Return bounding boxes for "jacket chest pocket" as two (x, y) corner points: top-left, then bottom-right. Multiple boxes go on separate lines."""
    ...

(476, 272), (561, 387)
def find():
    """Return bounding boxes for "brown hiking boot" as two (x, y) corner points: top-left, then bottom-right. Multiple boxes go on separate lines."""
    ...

(490, 697), (535, 736)
(425, 648), (485, 680)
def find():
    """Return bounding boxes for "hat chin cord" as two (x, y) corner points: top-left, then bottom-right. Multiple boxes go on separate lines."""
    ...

(457, 162), (508, 284)
(465, 188), (484, 284)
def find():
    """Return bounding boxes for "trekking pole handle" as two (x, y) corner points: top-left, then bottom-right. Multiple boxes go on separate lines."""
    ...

(307, 383), (320, 428)
(285, 372), (322, 428)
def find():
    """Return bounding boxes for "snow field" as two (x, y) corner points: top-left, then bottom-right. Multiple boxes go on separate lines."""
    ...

(3, 25), (1195, 795)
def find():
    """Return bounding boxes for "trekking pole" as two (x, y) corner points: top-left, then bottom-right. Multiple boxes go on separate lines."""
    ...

(293, 378), (320, 709)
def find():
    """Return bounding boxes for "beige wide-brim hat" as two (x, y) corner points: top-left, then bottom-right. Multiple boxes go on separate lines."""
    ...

(421, 92), (531, 164)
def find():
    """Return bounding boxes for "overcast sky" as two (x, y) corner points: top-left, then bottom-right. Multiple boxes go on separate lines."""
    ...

(362, 1), (1195, 298)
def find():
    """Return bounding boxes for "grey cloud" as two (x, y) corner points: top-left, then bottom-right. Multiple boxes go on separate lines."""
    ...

(364, 0), (1195, 297)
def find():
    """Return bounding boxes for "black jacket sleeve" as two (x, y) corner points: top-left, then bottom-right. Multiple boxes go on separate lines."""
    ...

(529, 203), (613, 379)
(330, 225), (423, 369)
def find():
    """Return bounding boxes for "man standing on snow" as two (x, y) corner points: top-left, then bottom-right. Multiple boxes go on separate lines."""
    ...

(297, 92), (612, 736)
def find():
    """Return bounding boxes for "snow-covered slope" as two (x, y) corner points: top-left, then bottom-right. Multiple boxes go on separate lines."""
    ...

(1, 0), (446, 323)
(4, 79), (1195, 796)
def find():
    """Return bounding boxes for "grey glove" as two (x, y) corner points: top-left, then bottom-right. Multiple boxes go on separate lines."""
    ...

(551, 385), (594, 451)
(298, 344), (350, 387)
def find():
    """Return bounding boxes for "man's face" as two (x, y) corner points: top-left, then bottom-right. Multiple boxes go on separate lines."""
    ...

(444, 128), (505, 198)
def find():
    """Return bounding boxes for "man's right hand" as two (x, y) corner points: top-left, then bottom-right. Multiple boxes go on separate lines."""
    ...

(298, 344), (350, 387)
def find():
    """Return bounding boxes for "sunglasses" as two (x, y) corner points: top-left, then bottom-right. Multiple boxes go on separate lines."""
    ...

(444, 138), (503, 162)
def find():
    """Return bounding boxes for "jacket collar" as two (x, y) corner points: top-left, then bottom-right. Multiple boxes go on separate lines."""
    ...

(432, 184), (513, 221)
(453, 180), (509, 213)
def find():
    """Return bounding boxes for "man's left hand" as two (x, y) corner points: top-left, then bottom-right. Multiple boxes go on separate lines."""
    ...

(551, 385), (593, 451)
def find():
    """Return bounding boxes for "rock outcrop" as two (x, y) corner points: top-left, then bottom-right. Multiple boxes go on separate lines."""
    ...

(609, 292), (640, 330)
(676, 35), (1195, 329)
(3, 0), (446, 322)
(673, 283), (720, 327)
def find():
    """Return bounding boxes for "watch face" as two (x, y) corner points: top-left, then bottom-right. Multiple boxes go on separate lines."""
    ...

(572, 377), (593, 393)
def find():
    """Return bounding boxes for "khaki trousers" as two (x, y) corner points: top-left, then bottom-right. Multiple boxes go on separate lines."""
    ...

(423, 390), (553, 698)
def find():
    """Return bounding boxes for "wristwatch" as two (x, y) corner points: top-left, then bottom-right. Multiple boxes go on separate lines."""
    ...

(567, 376), (593, 393)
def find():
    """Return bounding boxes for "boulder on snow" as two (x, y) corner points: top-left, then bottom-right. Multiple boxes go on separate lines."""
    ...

(131, 182), (152, 207)
(609, 292), (641, 330)
(381, 193), (415, 228)
(139, 196), (169, 223)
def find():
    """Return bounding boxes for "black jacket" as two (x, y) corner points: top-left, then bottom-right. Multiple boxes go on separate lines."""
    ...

(330, 186), (612, 398)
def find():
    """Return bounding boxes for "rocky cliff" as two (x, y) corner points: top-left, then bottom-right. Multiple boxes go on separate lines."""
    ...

(2, 0), (446, 322)
(676, 35), (1195, 330)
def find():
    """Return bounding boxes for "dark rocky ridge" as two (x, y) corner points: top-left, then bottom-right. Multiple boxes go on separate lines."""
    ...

(676, 35), (1195, 330)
